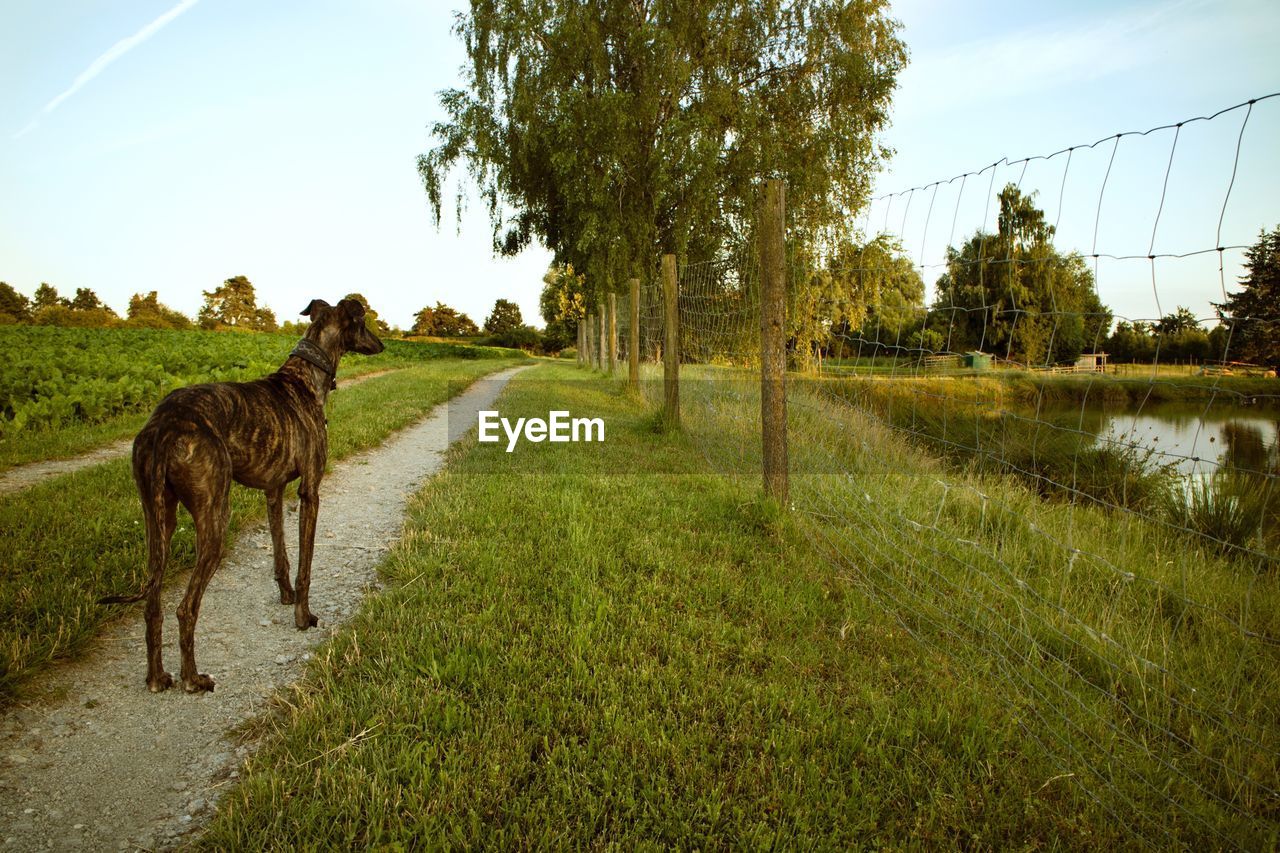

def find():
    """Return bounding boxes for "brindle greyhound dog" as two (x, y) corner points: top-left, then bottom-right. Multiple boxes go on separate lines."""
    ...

(101, 297), (384, 693)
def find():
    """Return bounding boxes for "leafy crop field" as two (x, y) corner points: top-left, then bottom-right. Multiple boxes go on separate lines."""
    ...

(0, 326), (521, 470)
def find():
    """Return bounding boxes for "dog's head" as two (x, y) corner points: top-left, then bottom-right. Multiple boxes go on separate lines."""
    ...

(301, 298), (385, 356)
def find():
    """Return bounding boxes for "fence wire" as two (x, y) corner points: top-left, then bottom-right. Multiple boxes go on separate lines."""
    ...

(610, 93), (1280, 848)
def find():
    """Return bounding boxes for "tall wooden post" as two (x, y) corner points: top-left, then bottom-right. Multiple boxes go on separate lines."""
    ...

(585, 314), (596, 368)
(662, 254), (679, 429)
(577, 319), (585, 366)
(597, 310), (606, 370)
(628, 278), (640, 388)
(607, 292), (618, 374)
(760, 179), (789, 502)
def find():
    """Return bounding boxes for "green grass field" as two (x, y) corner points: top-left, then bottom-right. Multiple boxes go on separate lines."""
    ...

(198, 363), (1279, 848)
(0, 355), (526, 701)
(0, 326), (524, 471)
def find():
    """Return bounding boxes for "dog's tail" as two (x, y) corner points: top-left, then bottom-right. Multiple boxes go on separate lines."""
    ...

(99, 432), (172, 607)
(98, 590), (147, 605)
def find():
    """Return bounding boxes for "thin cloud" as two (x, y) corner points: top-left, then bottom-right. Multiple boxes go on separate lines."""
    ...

(12, 0), (199, 139)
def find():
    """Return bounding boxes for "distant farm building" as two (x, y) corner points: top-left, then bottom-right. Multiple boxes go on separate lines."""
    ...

(1074, 352), (1108, 372)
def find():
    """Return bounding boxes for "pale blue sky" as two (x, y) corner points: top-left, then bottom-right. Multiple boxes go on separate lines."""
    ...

(1, 0), (1277, 330)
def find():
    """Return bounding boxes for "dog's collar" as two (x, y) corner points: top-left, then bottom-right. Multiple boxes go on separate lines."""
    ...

(290, 339), (337, 391)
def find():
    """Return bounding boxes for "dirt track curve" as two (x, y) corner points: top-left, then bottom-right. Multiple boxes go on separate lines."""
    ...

(0, 366), (527, 850)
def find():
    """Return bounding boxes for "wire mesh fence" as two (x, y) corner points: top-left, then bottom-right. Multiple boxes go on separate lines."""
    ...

(606, 93), (1279, 846)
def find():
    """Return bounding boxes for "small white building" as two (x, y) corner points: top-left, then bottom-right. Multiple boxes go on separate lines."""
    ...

(1074, 352), (1108, 372)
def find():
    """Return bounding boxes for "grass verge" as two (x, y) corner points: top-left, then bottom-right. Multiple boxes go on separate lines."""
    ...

(200, 363), (1277, 847)
(0, 357), (523, 701)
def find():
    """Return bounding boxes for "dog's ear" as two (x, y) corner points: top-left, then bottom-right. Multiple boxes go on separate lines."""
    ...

(340, 298), (366, 319)
(301, 299), (330, 317)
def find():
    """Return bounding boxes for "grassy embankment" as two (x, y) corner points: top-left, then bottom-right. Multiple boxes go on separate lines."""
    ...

(0, 353), (527, 700)
(201, 362), (1278, 848)
(803, 371), (1279, 557)
(0, 327), (523, 471)
(818, 364), (1276, 403)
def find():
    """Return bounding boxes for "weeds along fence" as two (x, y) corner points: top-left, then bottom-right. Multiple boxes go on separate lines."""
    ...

(589, 94), (1280, 846)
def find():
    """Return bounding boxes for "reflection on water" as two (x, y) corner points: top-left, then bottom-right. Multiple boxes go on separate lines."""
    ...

(1071, 400), (1277, 557)
(1099, 404), (1279, 478)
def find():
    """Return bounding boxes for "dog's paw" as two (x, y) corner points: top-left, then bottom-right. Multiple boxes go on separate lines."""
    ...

(295, 611), (319, 630)
(182, 673), (216, 693)
(147, 672), (174, 693)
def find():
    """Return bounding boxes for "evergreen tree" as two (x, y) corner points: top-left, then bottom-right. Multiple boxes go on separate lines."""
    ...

(1215, 225), (1280, 369)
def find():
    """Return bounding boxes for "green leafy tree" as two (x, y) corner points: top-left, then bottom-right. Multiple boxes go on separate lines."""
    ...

(412, 302), (479, 337)
(420, 0), (906, 323)
(33, 283), (62, 310)
(484, 324), (543, 352)
(1156, 306), (1200, 336)
(198, 276), (274, 331)
(483, 299), (523, 336)
(934, 185), (1111, 365)
(29, 286), (119, 327)
(1107, 321), (1157, 363)
(342, 292), (392, 336)
(843, 236), (927, 356)
(539, 264), (589, 351)
(0, 283), (31, 324)
(69, 287), (112, 313)
(126, 291), (192, 329)
(1215, 225), (1280, 369)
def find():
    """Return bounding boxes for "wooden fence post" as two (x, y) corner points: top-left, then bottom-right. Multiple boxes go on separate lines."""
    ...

(597, 311), (606, 370)
(662, 254), (679, 429)
(760, 178), (789, 502)
(628, 277), (640, 388)
(577, 319), (585, 366)
(586, 314), (596, 368)
(607, 292), (618, 375)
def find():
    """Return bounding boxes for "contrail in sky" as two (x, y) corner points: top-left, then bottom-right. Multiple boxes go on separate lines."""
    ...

(12, 0), (200, 140)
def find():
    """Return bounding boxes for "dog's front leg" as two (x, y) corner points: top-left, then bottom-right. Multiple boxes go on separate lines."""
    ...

(293, 475), (321, 629)
(266, 485), (294, 604)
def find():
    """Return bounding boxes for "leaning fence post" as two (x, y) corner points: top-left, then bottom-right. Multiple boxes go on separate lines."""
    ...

(662, 254), (679, 429)
(628, 278), (640, 388)
(608, 292), (618, 375)
(760, 179), (789, 502)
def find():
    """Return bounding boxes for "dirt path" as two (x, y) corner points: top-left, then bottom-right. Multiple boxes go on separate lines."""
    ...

(0, 366), (527, 850)
(0, 368), (402, 498)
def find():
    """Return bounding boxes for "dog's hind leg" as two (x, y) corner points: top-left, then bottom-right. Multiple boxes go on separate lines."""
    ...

(177, 469), (231, 693)
(292, 473), (322, 630)
(265, 485), (294, 604)
(144, 489), (178, 692)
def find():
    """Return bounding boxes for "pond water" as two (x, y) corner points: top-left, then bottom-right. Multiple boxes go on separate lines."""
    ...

(1093, 402), (1279, 478)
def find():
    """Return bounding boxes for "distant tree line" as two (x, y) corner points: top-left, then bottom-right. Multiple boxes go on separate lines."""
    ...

(0, 278), (398, 339)
(411, 294), (572, 355)
(840, 193), (1278, 370)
